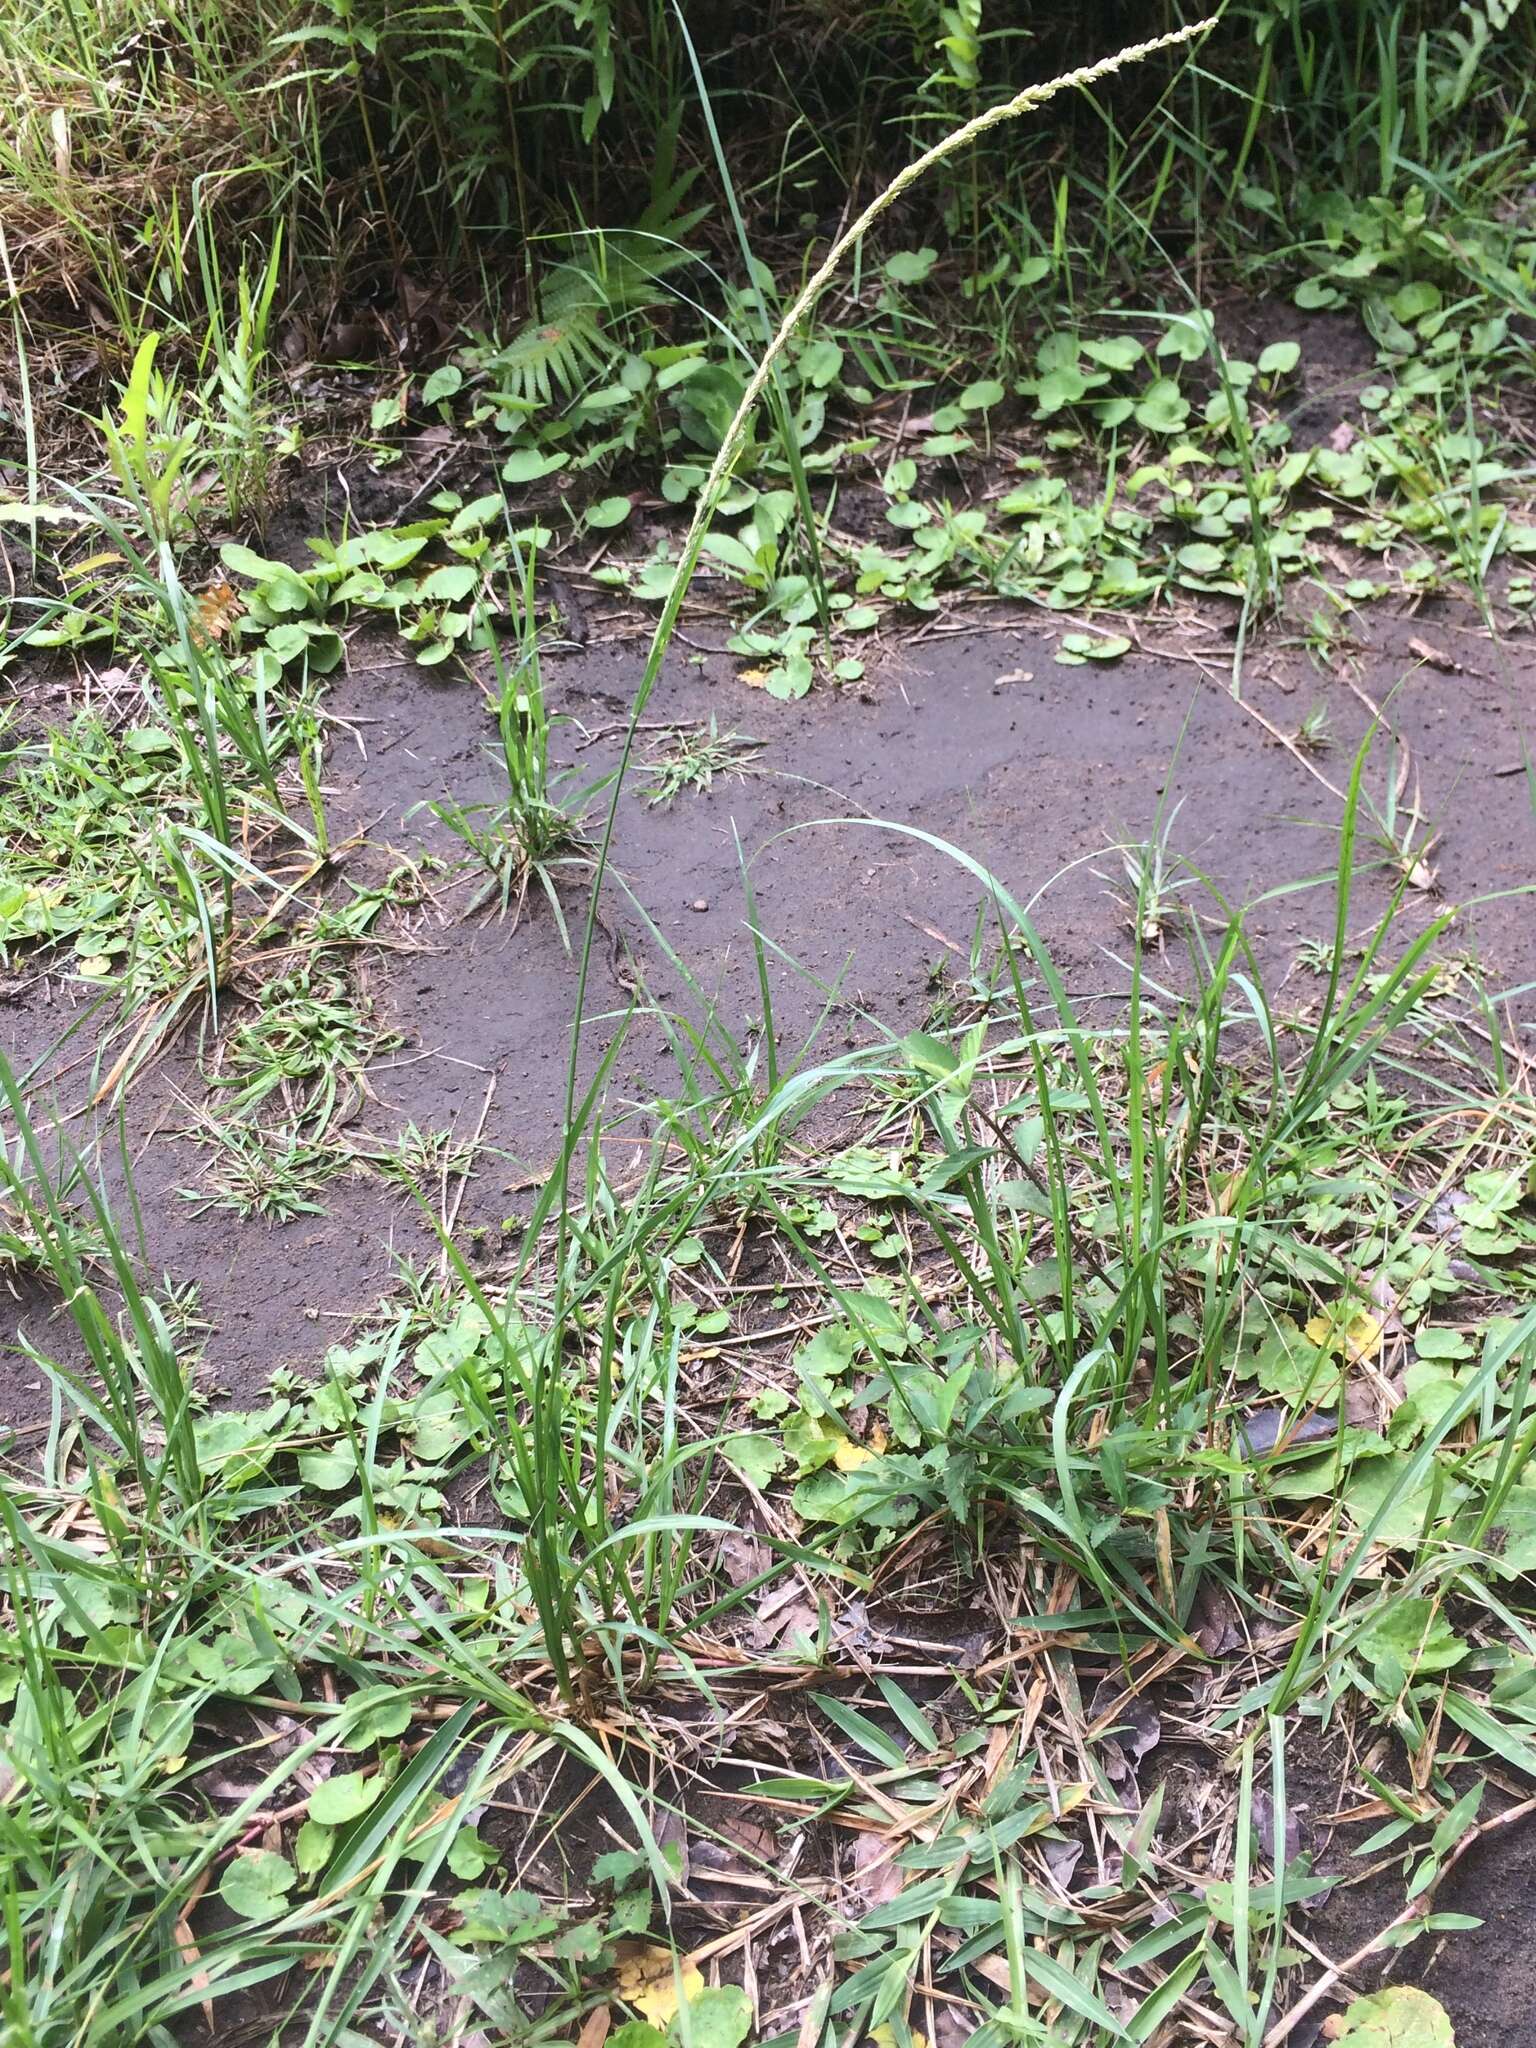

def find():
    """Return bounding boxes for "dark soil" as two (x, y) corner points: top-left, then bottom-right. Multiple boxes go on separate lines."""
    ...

(6, 594), (1534, 1412)
(1280, 1727), (1536, 2047)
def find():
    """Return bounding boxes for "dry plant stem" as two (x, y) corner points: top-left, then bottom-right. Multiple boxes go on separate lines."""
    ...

(560, 14), (1218, 1195)
(1229, 693), (1350, 802)
(1263, 1792), (1536, 2044)
(440, 1070), (497, 1272)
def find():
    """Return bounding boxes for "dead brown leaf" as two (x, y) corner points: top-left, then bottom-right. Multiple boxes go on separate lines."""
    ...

(576, 2004), (612, 2048)
(719, 1814), (777, 1861)
(794, 1981), (833, 2048)
(968, 1952), (1014, 1993)
(1408, 635), (1461, 674)
(850, 1828), (904, 1911)
(173, 1866), (213, 2028)
(720, 1529), (769, 1586)
(750, 1587), (820, 1655)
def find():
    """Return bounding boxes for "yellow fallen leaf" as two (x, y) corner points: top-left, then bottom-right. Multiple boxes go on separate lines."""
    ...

(1305, 1308), (1383, 1363)
(613, 1943), (703, 2026)
(871, 2031), (927, 2048)
(738, 666), (771, 688)
(833, 1438), (878, 1471)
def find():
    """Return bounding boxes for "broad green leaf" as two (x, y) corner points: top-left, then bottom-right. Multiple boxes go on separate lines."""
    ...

(309, 1770), (382, 1825)
(611, 2029), (667, 2048)
(1177, 541), (1227, 577)
(587, 494), (632, 529)
(1357, 1598), (1464, 1681)
(264, 622), (314, 663)
(419, 563), (478, 602)
(1082, 335), (1143, 371)
(362, 530), (432, 570)
(422, 363), (463, 405)
(1249, 1316), (1339, 1401)
(799, 338), (844, 388)
(447, 1828), (499, 1879)
(1133, 377), (1190, 433)
(332, 1684), (415, 1748)
(1328, 1985), (1455, 2045)
(220, 542), (289, 582)
(294, 1819), (334, 1875)
(187, 1631), (276, 1697)
(501, 446), (568, 484)
(220, 1850), (295, 1923)
(764, 650), (813, 699)
(1342, 1458), (1470, 1549)
(457, 1887), (558, 1945)
(675, 1985), (752, 2048)
(299, 1444), (357, 1491)
(721, 1433), (784, 1490)
(1157, 309), (1214, 361)
(884, 248), (937, 284)
(1055, 631), (1131, 666)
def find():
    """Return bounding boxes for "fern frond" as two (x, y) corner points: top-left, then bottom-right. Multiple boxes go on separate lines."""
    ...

(483, 304), (613, 407)
(483, 162), (709, 407)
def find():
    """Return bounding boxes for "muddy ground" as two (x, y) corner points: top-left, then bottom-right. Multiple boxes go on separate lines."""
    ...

(6, 592), (1531, 1400)
(4, 585), (1535, 2045)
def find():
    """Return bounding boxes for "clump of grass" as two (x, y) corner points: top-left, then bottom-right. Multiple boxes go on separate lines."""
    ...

(640, 717), (766, 806)
(430, 556), (598, 939)
(380, 1247), (462, 1334)
(1293, 700), (1335, 754)
(365, 1120), (484, 1196)
(1104, 801), (1197, 947)
(207, 948), (392, 1136)
(0, 1132), (106, 1286)
(179, 1115), (350, 1221)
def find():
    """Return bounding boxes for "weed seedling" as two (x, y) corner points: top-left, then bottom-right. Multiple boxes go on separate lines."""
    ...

(181, 1115), (349, 1221)
(1293, 701), (1335, 755)
(430, 553), (598, 938)
(1105, 802), (1196, 946)
(640, 718), (766, 806)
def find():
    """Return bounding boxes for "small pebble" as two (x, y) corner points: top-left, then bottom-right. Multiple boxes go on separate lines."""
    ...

(691, 898), (708, 912)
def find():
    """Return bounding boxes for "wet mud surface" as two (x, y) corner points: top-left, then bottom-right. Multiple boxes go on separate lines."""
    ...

(6, 597), (1534, 1408)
